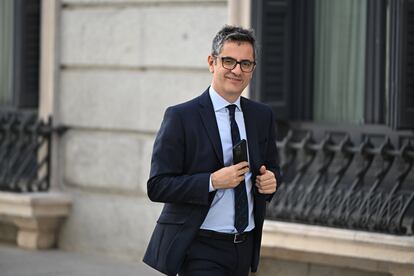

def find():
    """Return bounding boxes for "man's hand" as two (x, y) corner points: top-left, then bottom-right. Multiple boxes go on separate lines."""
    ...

(255, 165), (277, 194)
(211, 162), (249, 190)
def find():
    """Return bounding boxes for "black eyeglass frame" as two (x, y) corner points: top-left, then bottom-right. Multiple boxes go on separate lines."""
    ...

(214, 55), (257, 73)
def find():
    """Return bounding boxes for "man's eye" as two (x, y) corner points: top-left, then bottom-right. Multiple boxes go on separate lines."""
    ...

(223, 58), (235, 65)
(241, 61), (252, 67)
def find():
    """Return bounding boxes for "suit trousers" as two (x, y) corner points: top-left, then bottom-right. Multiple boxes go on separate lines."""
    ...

(178, 231), (254, 276)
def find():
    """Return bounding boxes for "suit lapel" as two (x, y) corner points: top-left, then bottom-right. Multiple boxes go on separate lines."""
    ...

(198, 90), (224, 166)
(197, 92), (261, 171)
(241, 97), (260, 174)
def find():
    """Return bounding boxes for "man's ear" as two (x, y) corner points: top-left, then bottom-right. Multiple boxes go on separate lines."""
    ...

(208, 55), (214, 73)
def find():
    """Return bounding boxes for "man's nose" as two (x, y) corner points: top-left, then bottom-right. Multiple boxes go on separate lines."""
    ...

(231, 63), (243, 74)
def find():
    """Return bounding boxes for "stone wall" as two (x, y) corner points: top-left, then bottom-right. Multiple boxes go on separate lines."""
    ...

(49, 1), (413, 275)
(55, 0), (227, 261)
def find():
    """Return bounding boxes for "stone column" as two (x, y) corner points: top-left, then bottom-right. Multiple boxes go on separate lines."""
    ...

(228, 0), (252, 98)
(228, 0), (251, 27)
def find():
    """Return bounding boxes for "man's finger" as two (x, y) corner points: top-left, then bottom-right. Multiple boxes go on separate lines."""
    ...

(256, 178), (277, 190)
(256, 174), (272, 182)
(257, 177), (274, 185)
(259, 165), (266, 174)
(236, 161), (249, 169)
(257, 185), (276, 194)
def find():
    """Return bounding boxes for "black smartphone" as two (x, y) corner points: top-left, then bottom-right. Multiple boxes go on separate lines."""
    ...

(233, 139), (248, 164)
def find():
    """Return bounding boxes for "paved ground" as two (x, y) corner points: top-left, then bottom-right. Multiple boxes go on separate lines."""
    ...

(0, 243), (162, 276)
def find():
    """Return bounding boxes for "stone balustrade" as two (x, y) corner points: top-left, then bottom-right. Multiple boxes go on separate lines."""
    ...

(0, 192), (71, 249)
(260, 220), (414, 276)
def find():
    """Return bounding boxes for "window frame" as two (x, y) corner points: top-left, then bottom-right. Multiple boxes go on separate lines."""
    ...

(0, 0), (41, 110)
(251, 0), (412, 130)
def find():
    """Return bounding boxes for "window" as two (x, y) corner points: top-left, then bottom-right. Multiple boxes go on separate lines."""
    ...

(0, 0), (41, 110)
(313, 0), (367, 124)
(251, 0), (414, 129)
(0, 1), (14, 106)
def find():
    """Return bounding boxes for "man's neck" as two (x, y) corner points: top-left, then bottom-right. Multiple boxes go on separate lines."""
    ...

(210, 85), (240, 104)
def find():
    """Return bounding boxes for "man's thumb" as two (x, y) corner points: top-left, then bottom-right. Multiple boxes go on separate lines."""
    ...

(260, 165), (266, 174)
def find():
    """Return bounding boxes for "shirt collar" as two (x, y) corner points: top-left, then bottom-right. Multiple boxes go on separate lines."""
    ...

(209, 86), (241, 112)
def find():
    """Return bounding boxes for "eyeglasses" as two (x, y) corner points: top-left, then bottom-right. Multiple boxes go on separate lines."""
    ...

(215, 56), (256, 73)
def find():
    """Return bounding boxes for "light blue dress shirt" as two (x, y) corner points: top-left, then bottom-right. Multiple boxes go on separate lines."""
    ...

(200, 87), (255, 233)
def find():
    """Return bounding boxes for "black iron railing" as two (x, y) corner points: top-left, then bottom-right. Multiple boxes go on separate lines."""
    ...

(268, 129), (414, 235)
(0, 110), (53, 193)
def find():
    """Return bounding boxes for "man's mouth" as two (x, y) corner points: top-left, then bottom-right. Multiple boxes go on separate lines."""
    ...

(225, 75), (242, 82)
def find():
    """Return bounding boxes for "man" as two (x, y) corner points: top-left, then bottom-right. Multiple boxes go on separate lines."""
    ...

(143, 25), (281, 276)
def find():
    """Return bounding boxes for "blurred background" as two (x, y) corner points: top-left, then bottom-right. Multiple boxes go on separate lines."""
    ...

(0, 0), (413, 275)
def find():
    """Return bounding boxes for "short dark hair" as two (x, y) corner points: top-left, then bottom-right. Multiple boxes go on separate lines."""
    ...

(211, 25), (257, 59)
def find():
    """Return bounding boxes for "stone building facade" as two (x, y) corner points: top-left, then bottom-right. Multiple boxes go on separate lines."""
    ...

(1, 0), (413, 276)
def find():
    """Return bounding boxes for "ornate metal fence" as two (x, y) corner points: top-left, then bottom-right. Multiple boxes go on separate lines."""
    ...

(268, 129), (414, 235)
(0, 110), (53, 192)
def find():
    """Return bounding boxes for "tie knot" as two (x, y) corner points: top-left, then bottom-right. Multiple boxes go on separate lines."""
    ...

(226, 104), (237, 117)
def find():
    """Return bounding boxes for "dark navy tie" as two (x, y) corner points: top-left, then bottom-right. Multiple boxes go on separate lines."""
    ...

(226, 104), (248, 233)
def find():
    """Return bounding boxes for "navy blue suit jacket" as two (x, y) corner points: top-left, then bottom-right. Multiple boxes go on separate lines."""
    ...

(143, 88), (281, 275)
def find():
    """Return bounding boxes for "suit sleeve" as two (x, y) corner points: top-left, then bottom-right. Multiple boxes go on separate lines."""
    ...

(147, 107), (210, 205)
(263, 108), (282, 201)
(266, 108), (282, 183)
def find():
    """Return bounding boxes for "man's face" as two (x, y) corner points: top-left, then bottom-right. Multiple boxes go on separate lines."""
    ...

(208, 41), (255, 102)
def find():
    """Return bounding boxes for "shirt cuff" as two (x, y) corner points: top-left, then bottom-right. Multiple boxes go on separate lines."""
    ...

(209, 175), (215, 192)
